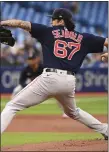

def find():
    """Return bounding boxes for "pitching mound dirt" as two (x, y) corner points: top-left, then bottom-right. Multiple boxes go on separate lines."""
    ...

(2, 140), (108, 151)
(5, 115), (107, 132)
(2, 115), (108, 151)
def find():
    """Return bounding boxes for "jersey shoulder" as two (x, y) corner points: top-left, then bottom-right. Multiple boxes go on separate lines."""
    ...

(74, 31), (91, 40)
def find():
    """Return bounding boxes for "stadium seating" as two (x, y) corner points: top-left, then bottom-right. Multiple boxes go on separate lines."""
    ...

(1, 1), (108, 43)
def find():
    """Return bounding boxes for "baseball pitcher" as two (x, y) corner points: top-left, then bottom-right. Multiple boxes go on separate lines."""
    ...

(1, 8), (108, 140)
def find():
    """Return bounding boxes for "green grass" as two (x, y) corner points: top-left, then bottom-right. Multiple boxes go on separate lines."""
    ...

(1, 95), (107, 147)
(1, 132), (103, 147)
(1, 96), (108, 115)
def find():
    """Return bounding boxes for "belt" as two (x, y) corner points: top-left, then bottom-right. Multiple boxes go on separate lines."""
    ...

(45, 68), (75, 76)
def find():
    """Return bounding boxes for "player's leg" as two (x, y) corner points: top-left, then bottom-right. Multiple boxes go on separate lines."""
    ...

(55, 94), (108, 139)
(1, 75), (49, 134)
(11, 85), (23, 98)
(56, 101), (69, 118)
(1, 70), (71, 134)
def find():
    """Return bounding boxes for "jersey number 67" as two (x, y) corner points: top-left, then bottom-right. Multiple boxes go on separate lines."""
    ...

(54, 40), (81, 60)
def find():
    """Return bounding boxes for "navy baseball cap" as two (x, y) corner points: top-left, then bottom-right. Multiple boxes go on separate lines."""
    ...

(48, 8), (73, 21)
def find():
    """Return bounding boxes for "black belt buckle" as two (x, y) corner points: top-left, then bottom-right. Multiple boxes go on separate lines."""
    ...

(46, 68), (55, 72)
(67, 71), (75, 75)
(46, 69), (50, 72)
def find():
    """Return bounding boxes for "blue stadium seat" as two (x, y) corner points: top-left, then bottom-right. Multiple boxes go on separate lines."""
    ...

(17, 8), (26, 20)
(32, 12), (42, 23)
(81, 26), (87, 33)
(25, 8), (35, 21)
(88, 26), (95, 34)
(44, 2), (53, 12)
(88, 2), (98, 26)
(7, 3), (19, 19)
(41, 13), (50, 25)
(75, 23), (81, 32)
(2, 3), (12, 19)
(1, 2), (6, 12)
(81, 2), (90, 22)
(2, 2), (107, 42)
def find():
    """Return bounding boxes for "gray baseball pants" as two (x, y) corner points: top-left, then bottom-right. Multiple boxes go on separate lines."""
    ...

(1, 69), (108, 136)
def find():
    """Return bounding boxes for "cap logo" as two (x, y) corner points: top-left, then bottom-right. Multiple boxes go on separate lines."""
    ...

(59, 15), (62, 18)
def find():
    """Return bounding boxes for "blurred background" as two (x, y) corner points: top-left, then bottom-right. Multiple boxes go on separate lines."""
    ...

(1, 1), (108, 93)
(1, 2), (108, 147)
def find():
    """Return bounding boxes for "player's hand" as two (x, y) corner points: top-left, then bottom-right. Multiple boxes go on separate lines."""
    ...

(101, 53), (108, 62)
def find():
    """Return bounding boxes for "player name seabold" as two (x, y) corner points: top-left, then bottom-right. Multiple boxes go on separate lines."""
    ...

(52, 29), (83, 43)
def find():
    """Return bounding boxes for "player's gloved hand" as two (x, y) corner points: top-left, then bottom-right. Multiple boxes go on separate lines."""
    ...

(101, 53), (108, 62)
(0, 26), (15, 46)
